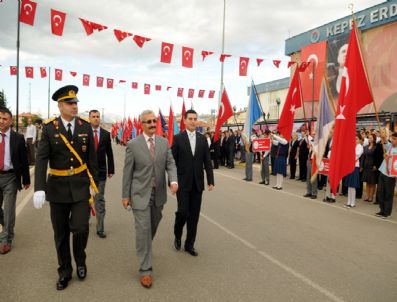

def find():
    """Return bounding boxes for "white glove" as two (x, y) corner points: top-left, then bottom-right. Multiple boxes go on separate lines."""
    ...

(89, 186), (97, 197)
(33, 191), (46, 209)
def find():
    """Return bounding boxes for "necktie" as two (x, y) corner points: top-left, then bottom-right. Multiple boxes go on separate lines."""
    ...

(67, 123), (72, 140)
(0, 133), (5, 171)
(148, 137), (155, 159)
(94, 129), (99, 151)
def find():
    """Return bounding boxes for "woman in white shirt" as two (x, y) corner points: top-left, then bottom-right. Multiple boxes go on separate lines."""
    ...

(344, 133), (364, 208)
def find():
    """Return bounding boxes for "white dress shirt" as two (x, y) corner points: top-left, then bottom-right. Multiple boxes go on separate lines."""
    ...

(143, 132), (155, 149)
(25, 124), (37, 140)
(187, 129), (196, 155)
(1, 128), (13, 171)
(60, 117), (75, 135)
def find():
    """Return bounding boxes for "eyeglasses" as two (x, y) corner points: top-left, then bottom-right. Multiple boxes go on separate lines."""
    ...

(142, 119), (157, 124)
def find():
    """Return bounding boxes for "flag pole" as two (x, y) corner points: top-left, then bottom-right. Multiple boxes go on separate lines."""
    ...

(350, 5), (385, 152)
(218, 0), (226, 110)
(47, 66), (51, 119)
(16, 0), (21, 132)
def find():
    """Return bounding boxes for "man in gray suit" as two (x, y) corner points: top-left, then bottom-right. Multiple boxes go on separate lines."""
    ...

(122, 110), (178, 289)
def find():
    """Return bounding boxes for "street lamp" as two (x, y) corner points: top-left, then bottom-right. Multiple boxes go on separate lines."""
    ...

(276, 98), (281, 119)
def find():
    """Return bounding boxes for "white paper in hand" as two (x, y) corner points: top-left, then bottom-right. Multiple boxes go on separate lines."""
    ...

(33, 191), (46, 209)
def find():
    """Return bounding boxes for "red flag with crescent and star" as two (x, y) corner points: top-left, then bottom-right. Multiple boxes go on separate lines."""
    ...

(40, 67), (47, 78)
(177, 88), (184, 97)
(300, 41), (327, 102)
(131, 82), (138, 89)
(54, 68), (63, 81)
(96, 77), (104, 87)
(214, 88), (233, 142)
(113, 29), (132, 42)
(133, 35), (151, 48)
(25, 66), (33, 78)
(107, 78), (114, 89)
(239, 57), (249, 76)
(82, 74), (90, 86)
(51, 9), (66, 36)
(198, 89), (205, 98)
(10, 66), (17, 76)
(188, 89), (194, 98)
(144, 83), (151, 95)
(160, 42), (174, 64)
(182, 46), (194, 68)
(208, 90), (215, 98)
(180, 101), (186, 132)
(201, 51), (214, 61)
(328, 23), (373, 194)
(20, 0), (37, 26)
(277, 67), (302, 141)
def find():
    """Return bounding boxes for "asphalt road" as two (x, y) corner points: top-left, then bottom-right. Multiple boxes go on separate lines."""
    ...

(1, 144), (396, 302)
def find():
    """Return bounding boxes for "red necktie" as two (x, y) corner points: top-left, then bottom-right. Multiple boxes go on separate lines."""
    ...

(0, 133), (5, 171)
(94, 129), (99, 151)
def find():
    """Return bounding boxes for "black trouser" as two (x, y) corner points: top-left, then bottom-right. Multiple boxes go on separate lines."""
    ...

(50, 200), (90, 278)
(289, 158), (297, 179)
(376, 173), (396, 216)
(228, 149), (234, 168)
(271, 156), (276, 175)
(174, 187), (203, 250)
(211, 151), (219, 169)
(299, 156), (307, 180)
(26, 138), (35, 165)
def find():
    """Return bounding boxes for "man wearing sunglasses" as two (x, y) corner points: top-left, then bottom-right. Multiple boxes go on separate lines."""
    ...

(122, 110), (178, 289)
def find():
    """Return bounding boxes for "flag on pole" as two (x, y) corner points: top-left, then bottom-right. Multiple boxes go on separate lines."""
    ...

(243, 81), (262, 141)
(277, 68), (302, 141)
(328, 22), (373, 194)
(180, 101), (186, 132)
(167, 105), (175, 146)
(159, 110), (167, 131)
(311, 77), (335, 182)
(156, 111), (163, 136)
(214, 88), (233, 142)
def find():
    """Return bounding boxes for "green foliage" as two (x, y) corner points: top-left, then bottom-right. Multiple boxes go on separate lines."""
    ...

(0, 90), (8, 108)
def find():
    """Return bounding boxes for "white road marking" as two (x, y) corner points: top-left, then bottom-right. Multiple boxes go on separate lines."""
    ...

(215, 170), (397, 225)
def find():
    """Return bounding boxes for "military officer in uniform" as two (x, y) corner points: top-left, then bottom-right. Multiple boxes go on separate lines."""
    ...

(33, 85), (98, 290)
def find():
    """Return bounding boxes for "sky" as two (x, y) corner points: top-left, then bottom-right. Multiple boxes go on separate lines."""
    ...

(0, 0), (380, 122)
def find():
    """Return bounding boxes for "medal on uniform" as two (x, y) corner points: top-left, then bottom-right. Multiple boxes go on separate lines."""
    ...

(82, 145), (87, 152)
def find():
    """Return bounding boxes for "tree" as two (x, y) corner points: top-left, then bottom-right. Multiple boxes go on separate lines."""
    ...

(0, 90), (8, 108)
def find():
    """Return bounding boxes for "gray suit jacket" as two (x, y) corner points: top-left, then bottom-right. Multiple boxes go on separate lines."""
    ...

(122, 134), (177, 210)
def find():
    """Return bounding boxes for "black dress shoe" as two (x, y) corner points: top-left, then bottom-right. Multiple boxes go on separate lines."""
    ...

(97, 231), (107, 238)
(56, 277), (71, 290)
(329, 198), (336, 203)
(77, 266), (87, 280)
(174, 238), (181, 251)
(242, 178), (247, 180)
(259, 181), (266, 184)
(310, 195), (317, 199)
(303, 193), (312, 198)
(185, 247), (198, 257)
(322, 197), (330, 202)
(245, 179), (252, 182)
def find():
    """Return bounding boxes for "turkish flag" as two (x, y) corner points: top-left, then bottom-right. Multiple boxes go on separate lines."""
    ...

(177, 88), (184, 97)
(131, 82), (138, 89)
(239, 57), (249, 76)
(167, 86), (172, 91)
(277, 67), (302, 141)
(155, 85), (161, 91)
(119, 80), (126, 84)
(214, 88), (234, 142)
(156, 112), (163, 136)
(328, 23), (373, 194)
(188, 89), (194, 98)
(107, 78), (114, 89)
(208, 90), (215, 98)
(10, 66), (17, 76)
(79, 18), (107, 36)
(220, 54), (231, 62)
(273, 60), (281, 68)
(144, 84), (150, 95)
(167, 106), (175, 146)
(287, 61), (296, 68)
(25, 66), (33, 78)
(300, 41), (327, 102)
(97, 77), (104, 87)
(51, 9), (66, 36)
(180, 101), (186, 132)
(70, 71), (77, 77)
(198, 90), (205, 98)
(182, 47), (194, 68)
(40, 67), (47, 78)
(54, 68), (63, 81)
(201, 50), (214, 61)
(20, 0), (37, 26)
(133, 35), (151, 48)
(299, 62), (310, 72)
(82, 74), (90, 86)
(160, 42), (173, 63)
(256, 58), (264, 67)
(113, 29), (132, 42)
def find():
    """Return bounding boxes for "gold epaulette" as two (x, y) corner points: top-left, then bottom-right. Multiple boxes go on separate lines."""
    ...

(44, 117), (57, 125)
(79, 116), (90, 123)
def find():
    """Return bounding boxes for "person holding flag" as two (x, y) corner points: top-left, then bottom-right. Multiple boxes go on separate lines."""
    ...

(271, 132), (289, 190)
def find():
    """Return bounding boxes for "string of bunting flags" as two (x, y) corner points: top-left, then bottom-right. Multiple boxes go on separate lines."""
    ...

(2, 65), (217, 98)
(18, 0), (311, 76)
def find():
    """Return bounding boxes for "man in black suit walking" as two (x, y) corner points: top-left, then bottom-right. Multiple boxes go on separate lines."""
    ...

(172, 109), (214, 256)
(0, 107), (30, 255)
(89, 110), (114, 238)
(288, 132), (299, 179)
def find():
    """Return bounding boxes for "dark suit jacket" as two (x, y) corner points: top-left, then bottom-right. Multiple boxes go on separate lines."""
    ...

(95, 128), (114, 181)
(289, 139), (299, 161)
(9, 130), (30, 190)
(172, 131), (214, 192)
(227, 135), (236, 152)
(298, 138), (309, 160)
(35, 116), (98, 203)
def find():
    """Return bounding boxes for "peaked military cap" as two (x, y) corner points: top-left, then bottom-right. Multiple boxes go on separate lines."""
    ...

(52, 85), (79, 103)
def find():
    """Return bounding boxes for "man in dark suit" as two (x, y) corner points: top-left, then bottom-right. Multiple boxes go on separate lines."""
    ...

(172, 109), (214, 256)
(288, 132), (299, 179)
(298, 130), (309, 181)
(89, 110), (114, 238)
(227, 129), (236, 168)
(33, 85), (98, 290)
(0, 107), (30, 255)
